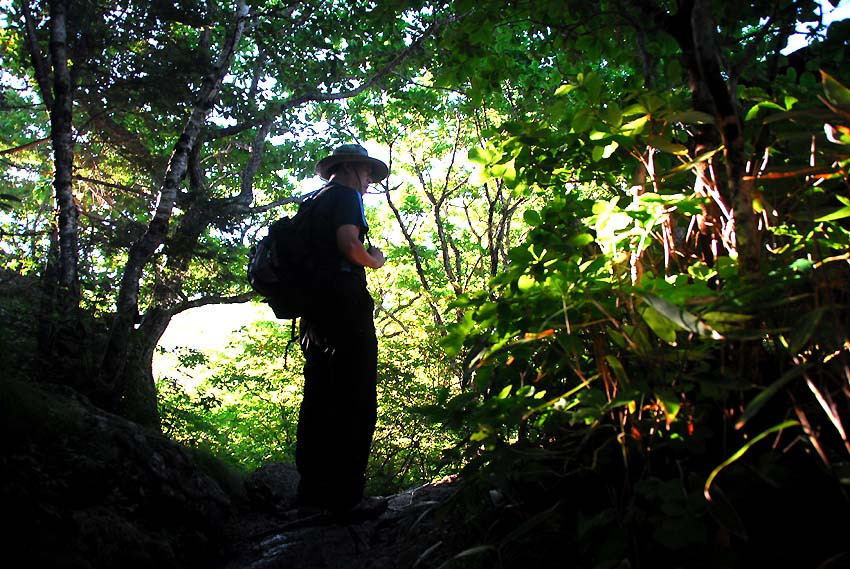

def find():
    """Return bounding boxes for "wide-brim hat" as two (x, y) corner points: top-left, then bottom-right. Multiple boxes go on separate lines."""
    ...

(315, 143), (389, 182)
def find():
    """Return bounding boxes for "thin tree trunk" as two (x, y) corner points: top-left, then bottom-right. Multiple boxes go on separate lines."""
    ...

(48, 0), (79, 302)
(30, 0), (89, 392)
(384, 189), (446, 329)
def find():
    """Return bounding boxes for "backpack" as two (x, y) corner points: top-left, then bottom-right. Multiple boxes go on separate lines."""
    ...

(247, 188), (323, 319)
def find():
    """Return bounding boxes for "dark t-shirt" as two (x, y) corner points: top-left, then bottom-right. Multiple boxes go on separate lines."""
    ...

(306, 182), (368, 282)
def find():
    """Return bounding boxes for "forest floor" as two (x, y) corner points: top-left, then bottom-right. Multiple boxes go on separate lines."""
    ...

(221, 463), (459, 569)
(2, 378), (463, 569)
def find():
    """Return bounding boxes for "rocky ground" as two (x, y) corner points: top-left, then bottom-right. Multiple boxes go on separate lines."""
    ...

(226, 462), (458, 569)
(0, 378), (460, 569)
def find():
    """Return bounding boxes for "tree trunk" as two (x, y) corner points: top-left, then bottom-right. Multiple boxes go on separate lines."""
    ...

(116, 307), (172, 429)
(30, 0), (90, 393)
(100, 0), (250, 411)
(650, 0), (758, 276)
(49, 0), (79, 303)
(689, 0), (759, 277)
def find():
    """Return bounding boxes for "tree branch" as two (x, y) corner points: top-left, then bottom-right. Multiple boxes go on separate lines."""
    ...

(103, 0), (251, 386)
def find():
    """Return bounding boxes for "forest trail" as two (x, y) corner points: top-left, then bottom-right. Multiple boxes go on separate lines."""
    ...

(1, 378), (460, 569)
(222, 465), (457, 568)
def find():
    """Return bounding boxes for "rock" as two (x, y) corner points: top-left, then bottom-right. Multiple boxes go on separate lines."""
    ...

(0, 379), (235, 569)
(0, 378), (462, 569)
(244, 461), (300, 514)
(221, 476), (458, 569)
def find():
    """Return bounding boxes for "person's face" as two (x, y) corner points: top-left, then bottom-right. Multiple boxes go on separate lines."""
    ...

(355, 163), (374, 192)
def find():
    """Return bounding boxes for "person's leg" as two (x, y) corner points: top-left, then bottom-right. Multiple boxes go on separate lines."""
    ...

(309, 273), (378, 510)
(295, 273), (378, 511)
(326, 323), (377, 509)
(294, 316), (335, 507)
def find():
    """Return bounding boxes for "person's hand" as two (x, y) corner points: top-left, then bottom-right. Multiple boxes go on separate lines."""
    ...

(367, 246), (386, 269)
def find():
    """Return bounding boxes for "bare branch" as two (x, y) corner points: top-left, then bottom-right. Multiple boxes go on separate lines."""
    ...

(0, 136), (51, 156)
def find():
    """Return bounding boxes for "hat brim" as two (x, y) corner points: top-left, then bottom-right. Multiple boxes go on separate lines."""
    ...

(316, 155), (389, 182)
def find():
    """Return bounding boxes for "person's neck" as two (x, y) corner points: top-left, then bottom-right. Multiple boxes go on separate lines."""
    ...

(328, 173), (366, 194)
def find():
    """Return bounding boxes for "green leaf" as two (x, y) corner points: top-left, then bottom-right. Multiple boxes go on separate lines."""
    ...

(639, 304), (678, 344)
(705, 420), (800, 500)
(604, 355), (630, 385)
(736, 366), (807, 430)
(640, 292), (723, 340)
(496, 384), (513, 399)
(554, 84), (576, 96)
(517, 274), (536, 291)
(788, 308), (827, 355)
(620, 114), (649, 134)
(584, 72), (602, 103)
(821, 70), (850, 112)
(468, 147), (493, 164)
(622, 103), (647, 117)
(744, 101), (786, 121)
(646, 134), (688, 155)
(572, 108), (594, 133)
(523, 209), (542, 226)
(790, 258), (814, 272)
(601, 141), (619, 158)
(656, 390), (681, 423)
(567, 233), (594, 247)
(815, 205), (850, 222)
(591, 145), (604, 162)
(600, 103), (622, 127)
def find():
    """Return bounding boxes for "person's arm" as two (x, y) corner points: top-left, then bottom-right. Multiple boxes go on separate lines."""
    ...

(336, 224), (385, 269)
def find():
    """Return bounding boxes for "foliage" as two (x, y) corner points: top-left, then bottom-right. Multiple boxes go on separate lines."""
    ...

(3, 0), (850, 565)
(157, 318), (303, 470)
(156, 310), (461, 493)
(411, 3), (850, 567)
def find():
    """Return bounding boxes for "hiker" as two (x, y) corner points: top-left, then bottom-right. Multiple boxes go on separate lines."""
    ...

(294, 143), (388, 519)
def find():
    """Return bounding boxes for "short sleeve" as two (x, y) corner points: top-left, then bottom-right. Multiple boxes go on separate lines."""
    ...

(331, 187), (368, 238)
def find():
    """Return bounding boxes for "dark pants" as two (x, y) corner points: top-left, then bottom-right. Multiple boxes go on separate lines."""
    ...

(296, 271), (377, 510)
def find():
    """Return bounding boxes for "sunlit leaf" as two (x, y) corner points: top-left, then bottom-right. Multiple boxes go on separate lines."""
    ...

(646, 134), (688, 155)
(640, 292), (723, 340)
(468, 146), (493, 164)
(554, 84), (576, 96)
(620, 114), (649, 134)
(517, 274), (536, 291)
(591, 145), (604, 162)
(567, 233), (594, 247)
(496, 384), (513, 399)
(736, 366), (808, 430)
(821, 70), (850, 111)
(705, 421), (800, 501)
(744, 101), (785, 122)
(601, 141), (619, 158)
(815, 205), (850, 222)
